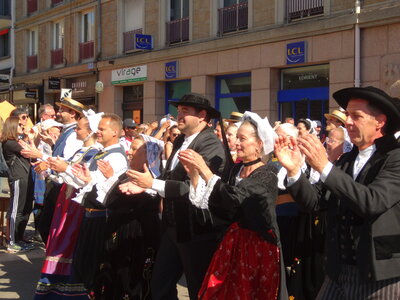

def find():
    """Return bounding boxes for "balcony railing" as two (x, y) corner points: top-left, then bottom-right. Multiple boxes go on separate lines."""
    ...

(218, 2), (248, 35)
(123, 28), (143, 53)
(27, 54), (37, 71)
(79, 40), (94, 61)
(27, 0), (37, 15)
(166, 17), (189, 45)
(287, 0), (324, 22)
(51, 48), (63, 66)
(51, 0), (63, 6)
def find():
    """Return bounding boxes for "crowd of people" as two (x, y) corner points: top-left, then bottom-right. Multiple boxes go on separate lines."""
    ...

(1, 85), (400, 299)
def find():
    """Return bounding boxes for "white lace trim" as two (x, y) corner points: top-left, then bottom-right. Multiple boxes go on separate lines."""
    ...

(189, 175), (221, 209)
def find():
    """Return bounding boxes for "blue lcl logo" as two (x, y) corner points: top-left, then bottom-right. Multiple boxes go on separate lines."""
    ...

(165, 61), (179, 79)
(287, 41), (306, 65)
(134, 34), (153, 50)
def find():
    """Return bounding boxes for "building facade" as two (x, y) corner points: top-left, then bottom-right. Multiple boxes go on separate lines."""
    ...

(0, 0), (12, 104)
(13, 0), (400, 124)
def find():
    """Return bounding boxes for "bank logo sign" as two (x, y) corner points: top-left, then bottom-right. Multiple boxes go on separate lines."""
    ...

(134, 34), (153, 50)
(111, 65), (147, 84)
(286, 41), (306, 65)
(165, 61), (179, 79)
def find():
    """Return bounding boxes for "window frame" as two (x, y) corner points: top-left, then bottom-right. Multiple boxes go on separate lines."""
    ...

(53, 20), (64, 50)
(81, 10), (95, 43)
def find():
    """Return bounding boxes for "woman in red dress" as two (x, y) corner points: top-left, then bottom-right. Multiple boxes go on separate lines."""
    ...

(179, 111), (287, 300)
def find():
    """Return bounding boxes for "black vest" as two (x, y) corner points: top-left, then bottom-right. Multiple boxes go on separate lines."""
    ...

(82, 145), (127, 209)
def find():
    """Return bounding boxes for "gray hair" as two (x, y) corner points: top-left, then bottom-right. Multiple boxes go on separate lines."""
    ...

(275, 123), (298, 138)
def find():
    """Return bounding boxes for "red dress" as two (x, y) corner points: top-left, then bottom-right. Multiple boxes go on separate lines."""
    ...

(197, 163), (284, 300)
(199, 222), (280, 300)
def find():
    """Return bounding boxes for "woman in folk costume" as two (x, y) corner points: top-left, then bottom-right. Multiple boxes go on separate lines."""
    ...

(93, 134), (162, 299)
(34, 110), (103, 299)
(179, 111), (287, 300)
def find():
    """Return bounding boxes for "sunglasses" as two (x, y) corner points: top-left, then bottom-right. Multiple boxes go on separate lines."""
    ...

(171, 133), (179, 137)
(20, 115), (28, 120)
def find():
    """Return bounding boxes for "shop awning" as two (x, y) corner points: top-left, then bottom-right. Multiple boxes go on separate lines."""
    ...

(0, 28), (9, 36)
(278, 87), (329, 102)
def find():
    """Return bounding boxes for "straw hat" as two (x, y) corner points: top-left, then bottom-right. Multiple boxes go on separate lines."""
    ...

(225, 112), (244, 123)
(55, 97), (86, 115)
(324, 109), (346, 125)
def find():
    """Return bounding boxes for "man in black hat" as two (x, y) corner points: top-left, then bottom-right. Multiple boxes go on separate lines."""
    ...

(125, 93), (229, 300)
(275, 86), (400, 298)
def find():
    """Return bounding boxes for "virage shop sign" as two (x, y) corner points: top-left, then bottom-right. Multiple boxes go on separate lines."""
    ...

(111, 65), (147, 84)
(286, 41), (306, 65)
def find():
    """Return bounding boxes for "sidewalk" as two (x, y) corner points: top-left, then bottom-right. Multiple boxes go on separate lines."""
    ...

(0, 217), (189, 299)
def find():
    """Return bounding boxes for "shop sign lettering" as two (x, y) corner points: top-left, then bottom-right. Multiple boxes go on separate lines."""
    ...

(111, 65), (147, 84)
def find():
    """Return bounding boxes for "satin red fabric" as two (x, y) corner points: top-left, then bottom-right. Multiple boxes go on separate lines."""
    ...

(199, 222), (280, 300)
(42, 184), (84, 275)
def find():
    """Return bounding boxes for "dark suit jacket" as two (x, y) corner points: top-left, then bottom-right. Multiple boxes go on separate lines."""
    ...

(287, 134), (400, 281)
(162, 127), (229, 242)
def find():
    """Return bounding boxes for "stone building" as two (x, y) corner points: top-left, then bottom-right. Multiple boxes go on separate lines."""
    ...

(12, 0), (400, 124)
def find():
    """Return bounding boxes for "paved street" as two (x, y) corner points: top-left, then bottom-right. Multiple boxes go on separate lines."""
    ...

(0, 219), (189, 299)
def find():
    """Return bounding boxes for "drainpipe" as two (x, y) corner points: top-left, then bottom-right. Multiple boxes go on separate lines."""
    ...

(9, 0), (15, 102)
(354, 0), (361, 87)
(95, 0), (102, 110)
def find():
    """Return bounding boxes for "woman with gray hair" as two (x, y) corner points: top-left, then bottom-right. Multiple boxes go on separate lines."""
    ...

(178, 111), (287, 300)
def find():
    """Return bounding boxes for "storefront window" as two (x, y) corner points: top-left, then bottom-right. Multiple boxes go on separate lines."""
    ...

(166, 80), (191, 117)
(278, 64), (329, 125)
(123, 85), (143, 123)
(216, 73), (251, 119)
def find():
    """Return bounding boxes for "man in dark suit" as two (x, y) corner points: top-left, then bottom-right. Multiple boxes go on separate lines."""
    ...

(126, 93), (229, 300)
(275, 86), (400, 299)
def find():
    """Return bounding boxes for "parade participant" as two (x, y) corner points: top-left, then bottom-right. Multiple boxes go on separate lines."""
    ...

(224, 111), (243, 125)
(284, 117), (295, 125)
(297, 118), (317, 137)
(326, 127), (345, 162)
(34, 112), (102, 299)
(1, 116), (35, 253)
(95, 135), (162, 299)
(71, 113), (128, 292)
(125, 93), (228, 300)
(164, 124), (181, 161)
(324, 109), (346, 134)
(120, 118), (138, 153)
(275, 86), (400, 299)
(225, 124), (239, 162)
(178, 111), (287, 299)
(31, 118), (62, 242)
(20, 97), (87, 243)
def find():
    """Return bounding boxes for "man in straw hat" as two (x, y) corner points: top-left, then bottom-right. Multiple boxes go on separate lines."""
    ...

(123, 93), (230, 300)
(224, 111), (243, 124)
(324, 109), (346, 134)
(275, 86), (400, 299)
(20, 97), (87, 243)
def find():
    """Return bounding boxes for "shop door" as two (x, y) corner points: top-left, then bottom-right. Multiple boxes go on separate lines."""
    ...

(123, 85), (143, 123)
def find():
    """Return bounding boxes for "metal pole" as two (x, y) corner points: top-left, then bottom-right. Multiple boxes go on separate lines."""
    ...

(354, 0), (361, 87)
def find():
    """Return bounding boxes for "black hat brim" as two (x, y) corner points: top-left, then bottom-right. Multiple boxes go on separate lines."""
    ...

(169, 100), (221, 119)
(333, 87), (400, 133)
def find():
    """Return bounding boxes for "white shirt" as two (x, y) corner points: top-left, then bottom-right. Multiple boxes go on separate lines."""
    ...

(42, 122), (83, 161)
(352, 144), (376, 179)
(287, 144), (376, 185)
(152, 132), (201, 197)
(73, 143), (128, 204)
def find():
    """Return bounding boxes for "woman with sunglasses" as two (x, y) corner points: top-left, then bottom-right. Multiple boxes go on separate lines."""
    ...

(164, 125), (181, 160)
(1, 116), (35, 253)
